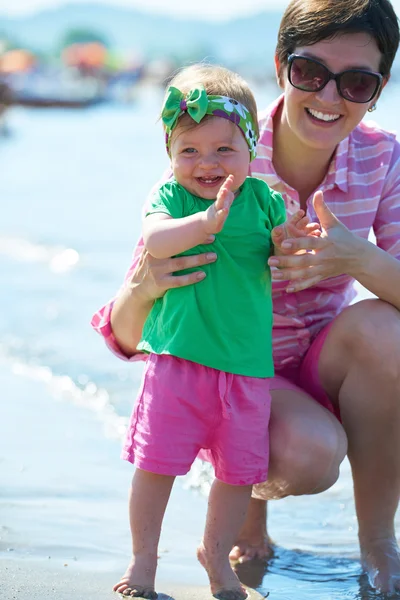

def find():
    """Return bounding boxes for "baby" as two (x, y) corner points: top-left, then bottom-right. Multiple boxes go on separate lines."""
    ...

(114, 63), (319, 600)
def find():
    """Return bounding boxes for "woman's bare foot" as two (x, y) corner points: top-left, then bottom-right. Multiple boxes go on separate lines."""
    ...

(197, 543), (248, 600)
(229, 499), (273, 564)
(113, 555), (158, 598)
(360, 536), (400, 595)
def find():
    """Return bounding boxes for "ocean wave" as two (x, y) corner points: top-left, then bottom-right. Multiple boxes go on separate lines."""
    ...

(0, 348), (128, 442)
(0, 235), (80, 272)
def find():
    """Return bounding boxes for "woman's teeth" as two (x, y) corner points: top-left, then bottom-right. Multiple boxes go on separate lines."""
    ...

(307, 108), (341, 122)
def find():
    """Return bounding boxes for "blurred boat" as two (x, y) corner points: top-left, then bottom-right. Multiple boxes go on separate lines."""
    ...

(1, 68), (106, 109)
(13, 92), (104, 109)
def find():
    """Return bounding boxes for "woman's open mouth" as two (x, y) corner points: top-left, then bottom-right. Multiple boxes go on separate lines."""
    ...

(306, 107), (342, 125)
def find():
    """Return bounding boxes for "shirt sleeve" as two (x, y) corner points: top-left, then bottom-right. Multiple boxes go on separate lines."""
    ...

(91, 169), (173, 361)
(374, 140), (400, 260)
(145, 181), (186, 219)
(267, 188), (287, 229)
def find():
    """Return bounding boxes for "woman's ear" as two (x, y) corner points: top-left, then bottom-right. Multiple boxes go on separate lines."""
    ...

(369, 74), (390, 111)
(275, 54), (284, 88)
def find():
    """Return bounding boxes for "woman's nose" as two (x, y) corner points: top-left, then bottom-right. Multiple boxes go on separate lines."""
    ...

(315, 79), (342, 104)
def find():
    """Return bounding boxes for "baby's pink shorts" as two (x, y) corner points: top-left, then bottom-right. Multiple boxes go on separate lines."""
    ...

(122, 353), (271, 486)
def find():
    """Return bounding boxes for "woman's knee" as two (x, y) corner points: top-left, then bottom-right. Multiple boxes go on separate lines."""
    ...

(320, 300), (400, 393)
(265, 393), (347, 497)
(331, 299), (400, 364)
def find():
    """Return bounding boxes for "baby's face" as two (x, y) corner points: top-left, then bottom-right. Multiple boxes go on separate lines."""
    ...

(169, 116), (250, 200)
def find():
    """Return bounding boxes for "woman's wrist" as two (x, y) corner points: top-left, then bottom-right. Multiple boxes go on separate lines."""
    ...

(345, 235), (378, 280)
(344, 233), (371, 280)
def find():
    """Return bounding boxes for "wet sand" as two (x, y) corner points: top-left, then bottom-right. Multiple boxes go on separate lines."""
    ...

(0, 559), (225, 600)
(0, 365), (222, 599)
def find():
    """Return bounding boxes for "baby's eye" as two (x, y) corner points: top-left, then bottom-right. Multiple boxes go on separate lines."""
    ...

(218, 146), (232, 152)
(182, 147), (197, 154)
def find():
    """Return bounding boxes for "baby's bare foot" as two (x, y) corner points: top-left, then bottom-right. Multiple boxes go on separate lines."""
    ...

(113, 556), (157, 598)
(360, 536), (400, 595)
(197, 543), (248, 599)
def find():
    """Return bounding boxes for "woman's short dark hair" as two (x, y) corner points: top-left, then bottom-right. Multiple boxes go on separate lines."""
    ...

(276, 0), (400, 76)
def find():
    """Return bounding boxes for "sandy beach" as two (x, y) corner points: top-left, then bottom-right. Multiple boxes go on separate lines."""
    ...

(0, 360), (365, 600)
(2, 103), (400, 600)
(1, 365), (234, 600)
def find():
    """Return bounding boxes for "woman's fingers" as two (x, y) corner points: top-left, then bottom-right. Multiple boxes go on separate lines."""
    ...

(279, 235), (325, 253)
(269, 250), (318, 270)
(167, 252), (217, 273)
(286, 274), (324, 293)
(163, 270), (206, 288)
(154, 252), (217, 290)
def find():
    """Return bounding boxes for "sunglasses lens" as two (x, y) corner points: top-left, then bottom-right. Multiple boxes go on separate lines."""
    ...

(289, 57), (329, 91)
(339, 71), (380, 103)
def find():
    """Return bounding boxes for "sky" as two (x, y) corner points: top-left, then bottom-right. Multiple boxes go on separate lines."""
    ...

(0, 0), (399, 20)
(0, 0), (288, 19)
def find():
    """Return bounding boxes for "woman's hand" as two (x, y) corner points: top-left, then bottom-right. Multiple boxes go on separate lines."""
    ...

(111, 243), (217, 356)
(268, 191), (363, 292)
(130, 244), (217, 302)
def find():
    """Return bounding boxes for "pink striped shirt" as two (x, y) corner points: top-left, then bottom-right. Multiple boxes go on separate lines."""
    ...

(91, 95), (400, 370)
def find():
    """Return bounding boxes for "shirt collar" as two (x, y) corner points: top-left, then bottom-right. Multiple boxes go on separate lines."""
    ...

(258, 94), (349, 193)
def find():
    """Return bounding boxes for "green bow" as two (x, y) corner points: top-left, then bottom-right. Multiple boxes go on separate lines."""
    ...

(161, 85), (209, 131)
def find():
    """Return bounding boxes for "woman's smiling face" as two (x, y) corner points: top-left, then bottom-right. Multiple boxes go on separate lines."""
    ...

(277, 32), (386, 152)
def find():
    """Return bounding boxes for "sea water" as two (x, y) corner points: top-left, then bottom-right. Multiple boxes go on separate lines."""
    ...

(1, 82), (399, 599)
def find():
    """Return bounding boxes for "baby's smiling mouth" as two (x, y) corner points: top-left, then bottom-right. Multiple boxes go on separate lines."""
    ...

(196, 176), (224, 185)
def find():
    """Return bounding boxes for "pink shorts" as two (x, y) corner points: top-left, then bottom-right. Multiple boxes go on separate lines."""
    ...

(122, 354), (271, 485)
(271, 322), (341, 421)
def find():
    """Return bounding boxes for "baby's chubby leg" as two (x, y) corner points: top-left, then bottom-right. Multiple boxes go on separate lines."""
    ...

(197, 479), (251, 600)
(114, 469), (175, 598)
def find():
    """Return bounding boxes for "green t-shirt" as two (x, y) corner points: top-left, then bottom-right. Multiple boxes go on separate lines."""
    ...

(137, 177), (286, 377)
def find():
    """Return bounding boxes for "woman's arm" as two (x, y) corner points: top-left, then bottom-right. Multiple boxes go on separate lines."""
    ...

(349, 240), (400, 310)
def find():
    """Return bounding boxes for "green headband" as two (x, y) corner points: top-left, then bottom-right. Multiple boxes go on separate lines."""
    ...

(161, 85), (258, 161)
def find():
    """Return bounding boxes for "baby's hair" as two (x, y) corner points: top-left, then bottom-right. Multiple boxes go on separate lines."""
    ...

(163, 62), (259, 138)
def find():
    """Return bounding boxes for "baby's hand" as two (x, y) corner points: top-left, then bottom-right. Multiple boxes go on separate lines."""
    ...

(202, 175), (235, 234)
(271, 209), (321, 253)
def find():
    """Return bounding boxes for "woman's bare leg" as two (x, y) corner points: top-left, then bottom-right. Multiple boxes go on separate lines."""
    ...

(113, 469), (175, 597)
(198, 480), (252, 599)
(318, 299), (400, 594)
(230, 390), (347, 562)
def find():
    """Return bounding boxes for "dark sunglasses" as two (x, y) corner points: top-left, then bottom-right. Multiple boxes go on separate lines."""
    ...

(287, 54), (383, 104)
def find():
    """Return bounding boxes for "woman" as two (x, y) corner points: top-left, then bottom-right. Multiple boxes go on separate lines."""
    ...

(92, 0), (400, 593)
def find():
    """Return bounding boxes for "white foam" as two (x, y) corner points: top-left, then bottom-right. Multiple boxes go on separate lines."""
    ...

(2, 352), (128, 442)
(0, 235), (80, 273)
